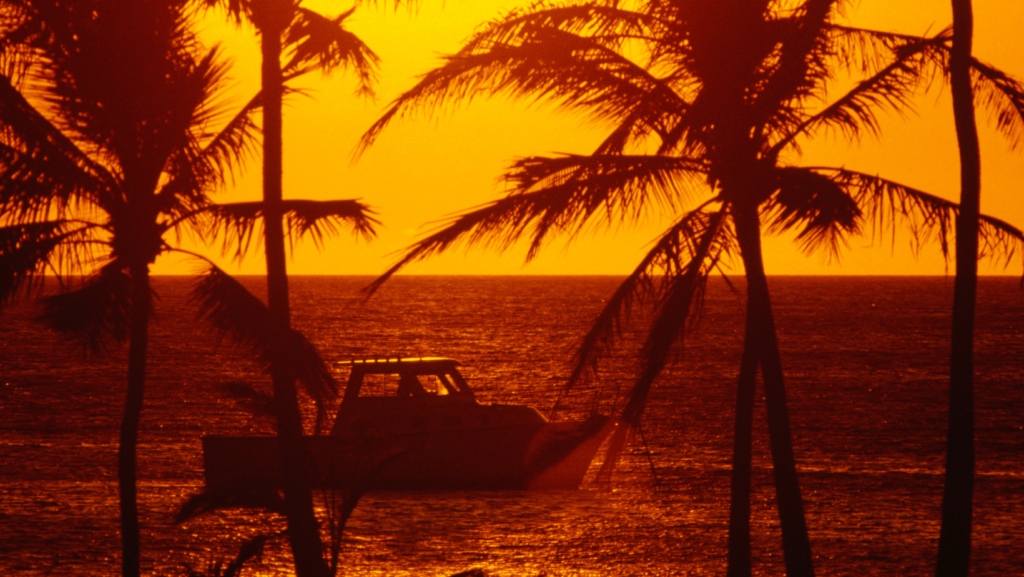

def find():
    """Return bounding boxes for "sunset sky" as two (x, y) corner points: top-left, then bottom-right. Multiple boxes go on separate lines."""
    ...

(160, 0), (1024, 276)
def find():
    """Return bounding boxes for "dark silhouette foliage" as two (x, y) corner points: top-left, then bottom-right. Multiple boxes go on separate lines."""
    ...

(358, 1), (1024, 575)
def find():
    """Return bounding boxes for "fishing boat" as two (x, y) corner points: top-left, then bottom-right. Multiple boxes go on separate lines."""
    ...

(203, 357), (612, 490)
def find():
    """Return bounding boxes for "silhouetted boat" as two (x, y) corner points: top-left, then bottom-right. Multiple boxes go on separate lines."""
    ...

(203, 357), (612, 490)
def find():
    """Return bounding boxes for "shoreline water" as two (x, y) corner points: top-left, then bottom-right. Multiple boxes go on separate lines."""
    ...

(2, 276), (1021, 575)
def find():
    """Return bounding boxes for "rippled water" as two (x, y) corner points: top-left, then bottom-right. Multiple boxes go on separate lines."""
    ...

(1, 276), (1022, 576)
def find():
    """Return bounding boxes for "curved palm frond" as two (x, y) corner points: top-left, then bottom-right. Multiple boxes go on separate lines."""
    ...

(762, 166), (861, 260)
(37, 262), (133, 357)
(193, 89), (264, 187)
(810, 167), (1024, 268)
(825, 23), (939, 78)
(356, 14), (686, 157)
(175, 487), (287, 524)
(594, 208), (730, 481)
(192, 265), (337, 428)
(207, 199), (379, 259)
(558, 203), (732, 406)
(461, 1), (656, 53)
(969, 56), (1024, 149)
(780, 26), (1024, 154)
(767, 33), (947, 157)
(0, 73), (116, 217)
(159, 89), (264, 246)
(160, 46), (256, 206)
(284, 7), (380, 97)
(751, 0), (837, 137)
(0, 220), (102, 303)
(505, 153), (709, 254)
(364, 153), (708, 294)
(0, 221), (65, 302)
(627, 208), (730, 423)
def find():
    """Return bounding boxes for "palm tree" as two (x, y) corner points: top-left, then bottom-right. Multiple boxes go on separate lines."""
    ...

(197, 2), (380, 575)
(0, 1), (260, 576)
(355, 1), (1024, 575)
(938, 0), (981, 574)
(0, 2), (380, 575)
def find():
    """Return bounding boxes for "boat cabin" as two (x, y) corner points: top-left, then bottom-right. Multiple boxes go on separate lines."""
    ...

(338, 357), (476, 402)
(331, 357), (508, 437)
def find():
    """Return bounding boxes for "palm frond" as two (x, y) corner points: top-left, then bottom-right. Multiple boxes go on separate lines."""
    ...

(811, 167), (1024, 269)
(0, 72), (115, 217)
(0, 220), (96, 303)
(969, 56), (1024, 149)
(752, 0), (837, 135)
(159, 46), (257, 213)
(37, 263), (133, 357)
(31, 0), (197, 172)
(0, 2), (39, 83)
(627, 208), (730, 425)
(364, 153), (708, 295)
(768, 33), (946, 157)
(175, 486), (287, 524)
(158, 86), (263, 247)
(191, 265), (337, 426)
(284, 7), (380, 97)
(762, 166), (861, 260)
(189, 89), (263, 188)
(824, 23), (935, 79)
(460, 1), (655, 54)
(558, 204), (731, 407)
(356, 16), (684, 157)
(505, 153), (708, 256)
(207, 199), (378, 259)
(595, 208), (730, 481)
(197, 0), (249, 26)
(217, 381), (277, 426)
(796, 26), (1024, 152)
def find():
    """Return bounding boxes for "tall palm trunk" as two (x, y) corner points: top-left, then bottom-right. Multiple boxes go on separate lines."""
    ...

(937, 0), (980, 574)
(119, 263), (150, 577)
(733, 203), (815, 577)
(259, 12), (331, 577)
(726, 327), (758, 577)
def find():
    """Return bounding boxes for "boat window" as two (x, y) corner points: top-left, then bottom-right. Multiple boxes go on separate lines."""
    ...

(437, 373), (456, 395)
(421, 374), (451, 396)
(359, 373), (400, 397)
(397, 372), (428, 398)
(448, 371), (472, 394)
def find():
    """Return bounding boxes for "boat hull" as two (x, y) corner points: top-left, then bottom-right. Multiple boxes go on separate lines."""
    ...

(203, 419), (609, 491)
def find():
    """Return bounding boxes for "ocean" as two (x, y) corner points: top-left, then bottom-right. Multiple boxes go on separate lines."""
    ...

(1, 276), (1021, 576)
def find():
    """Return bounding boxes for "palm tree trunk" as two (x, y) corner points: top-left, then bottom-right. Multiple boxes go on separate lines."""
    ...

(937, 1), (980, 574)
(726, 326), (758, 577)
(260, 13), (331, 577)
(119, 263), (150, 577)
(733, 203), (815, 577)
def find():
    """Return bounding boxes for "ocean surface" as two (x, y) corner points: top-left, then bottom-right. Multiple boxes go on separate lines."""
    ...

(1, 276), (1022, 576)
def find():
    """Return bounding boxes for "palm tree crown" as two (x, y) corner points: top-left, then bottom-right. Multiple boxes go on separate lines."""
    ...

(0, 2), (263, 576)
(357, 1), (1024, 575)
(0, 0), (251, 294)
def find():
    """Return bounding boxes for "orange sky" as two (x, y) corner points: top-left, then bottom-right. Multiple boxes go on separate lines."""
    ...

(157, 0), (1024, 276)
